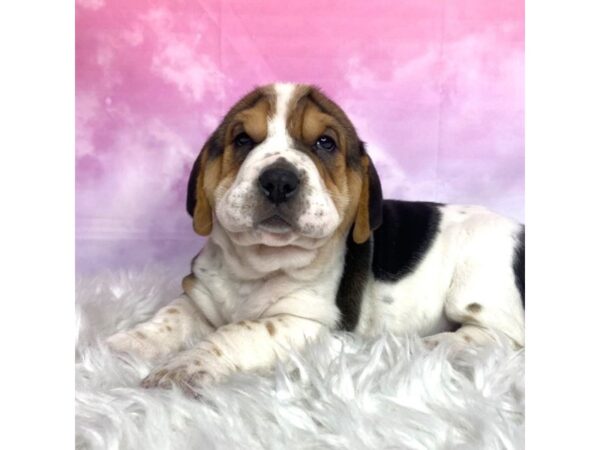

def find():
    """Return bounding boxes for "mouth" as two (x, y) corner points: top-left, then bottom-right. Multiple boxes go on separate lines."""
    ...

(257, 214), (294, 234)
(225, 212), (329, 250)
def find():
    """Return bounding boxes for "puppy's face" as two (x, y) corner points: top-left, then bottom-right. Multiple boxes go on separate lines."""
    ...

(187, 83), (382, 254)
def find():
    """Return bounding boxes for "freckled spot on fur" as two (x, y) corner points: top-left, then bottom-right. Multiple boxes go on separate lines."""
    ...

(467, 303), (482, 313)
(135, 331), (146, 339)
(194, 360), (202, 366)
(166, 326), (172, 332)
(426, 338), (439, 349)
(463, 335), (473, 343)
(381, 296), (394, 304)
(266, 321), (276, 336)
(212, 347), (223, 357)
(167, 308), (179, 314)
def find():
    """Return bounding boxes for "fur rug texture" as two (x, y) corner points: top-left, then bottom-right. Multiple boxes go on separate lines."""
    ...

(76, 268), (525, 450)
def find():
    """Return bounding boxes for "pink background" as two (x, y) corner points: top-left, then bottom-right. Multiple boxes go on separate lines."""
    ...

(76, 0), (524, 274)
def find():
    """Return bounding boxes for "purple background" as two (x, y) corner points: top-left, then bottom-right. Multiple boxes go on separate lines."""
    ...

(76, 0), (524, 274)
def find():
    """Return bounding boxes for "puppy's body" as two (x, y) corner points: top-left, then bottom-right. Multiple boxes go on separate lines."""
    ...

(108, 83), (524, 393)
(356, 201), (524, 346)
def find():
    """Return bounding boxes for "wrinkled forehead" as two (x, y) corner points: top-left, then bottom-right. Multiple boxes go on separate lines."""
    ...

(211, 83), (361, 161)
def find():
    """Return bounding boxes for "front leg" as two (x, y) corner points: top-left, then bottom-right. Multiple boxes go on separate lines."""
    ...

(107, 294), (215, 361)
(141, 314), (324, 393)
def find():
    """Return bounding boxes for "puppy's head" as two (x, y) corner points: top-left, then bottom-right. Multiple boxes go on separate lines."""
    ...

(187, 83), (382, 253)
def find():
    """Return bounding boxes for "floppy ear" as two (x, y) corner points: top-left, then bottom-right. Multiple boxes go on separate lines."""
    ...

(352, 148), (383, 244)
(186, 147), (214, 236)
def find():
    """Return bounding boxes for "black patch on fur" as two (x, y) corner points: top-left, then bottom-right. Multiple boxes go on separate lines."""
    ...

(371, 200), (442, 282)
(335, 231), (373, 331)
(186, 156), (202, 217)
(186, 133), (222, 217)
(513, 226), (525, 306)
(366, 154), (383, 232)
(207, 131), (224, 160)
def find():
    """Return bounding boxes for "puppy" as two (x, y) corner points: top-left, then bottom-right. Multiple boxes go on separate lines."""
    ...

(107, 83), (525, 394)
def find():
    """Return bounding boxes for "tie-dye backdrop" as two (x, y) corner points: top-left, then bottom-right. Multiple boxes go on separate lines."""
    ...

(76, 0), (524, 274)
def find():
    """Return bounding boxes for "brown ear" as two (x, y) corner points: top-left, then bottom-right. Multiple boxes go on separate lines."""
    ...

(186, 146), (214, 236)
(352, 149), (383, 244)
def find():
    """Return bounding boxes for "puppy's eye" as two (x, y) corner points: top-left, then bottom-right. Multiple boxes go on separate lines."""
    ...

(234, 132), (254, 148)
(313, 135), (337, 152)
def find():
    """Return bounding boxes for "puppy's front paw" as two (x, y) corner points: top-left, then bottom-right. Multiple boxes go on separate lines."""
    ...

(140, 352), (220, 397)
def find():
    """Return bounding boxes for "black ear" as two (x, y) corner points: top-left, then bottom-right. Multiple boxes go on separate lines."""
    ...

(186, 155), (201, 217)
(186, 130), (223, 218)
(367, 154), (383, 232)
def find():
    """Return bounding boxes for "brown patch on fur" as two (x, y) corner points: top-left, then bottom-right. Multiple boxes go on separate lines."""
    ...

(212, 347), (223, 357)
(134, 331), (146, 339)
(425, 338), (439, 349)
(352, 155), (372, 243)
(221, 96), (271, 175)
(182, 274), (196, 296)
(167, 308), (179, 314)
(265, 321), (276, 336)
(305, 88), (363, 168)
(194, 360), (202, 366)
(463, 335), (473, 343)
(239, 321), (252, 330)
(191, 148), (216, 235)
(166, 326), (172, 332)
(467, 303), (482, 313)
(232, 99), (270, 143)
(300, 102), (341, 146)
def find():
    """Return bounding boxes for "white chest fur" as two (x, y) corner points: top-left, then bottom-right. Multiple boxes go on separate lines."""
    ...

(189, 234), (346, 329)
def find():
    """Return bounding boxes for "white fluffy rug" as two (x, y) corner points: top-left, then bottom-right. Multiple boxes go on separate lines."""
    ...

(76, 268), (524, 450)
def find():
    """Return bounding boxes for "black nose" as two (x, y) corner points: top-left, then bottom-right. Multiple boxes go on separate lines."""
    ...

(258, 168), (299, 204)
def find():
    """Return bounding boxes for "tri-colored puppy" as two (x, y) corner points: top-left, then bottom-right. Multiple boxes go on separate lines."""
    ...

(108, 83), (525, 394)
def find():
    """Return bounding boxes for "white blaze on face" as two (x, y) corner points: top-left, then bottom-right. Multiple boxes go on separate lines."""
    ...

(214, 83), (341, 248)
